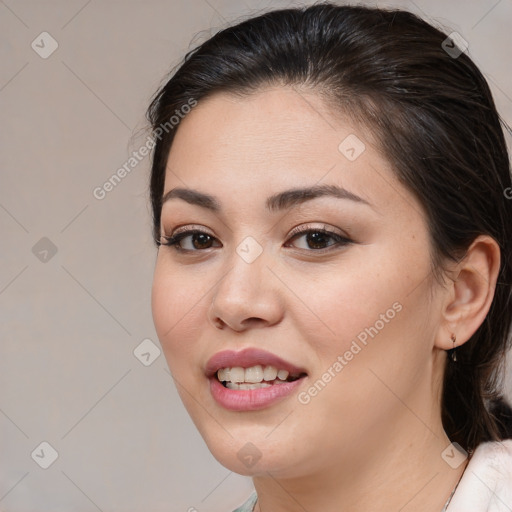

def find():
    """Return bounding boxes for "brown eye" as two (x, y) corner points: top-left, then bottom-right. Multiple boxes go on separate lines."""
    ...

(160, 230), (221, 251)
(304, 231), (334, 249)
(190, 233), (214, 249)
(286, 228), (352, 251)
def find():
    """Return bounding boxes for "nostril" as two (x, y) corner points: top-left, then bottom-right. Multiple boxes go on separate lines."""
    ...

(212, 317), (225, 329)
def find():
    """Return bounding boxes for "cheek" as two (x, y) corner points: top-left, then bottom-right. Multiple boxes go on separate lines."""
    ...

(286, 252), (402, 355)
(287, 243), (432, 392)
(151, 255), (209, 372)
(291, 247), (434, 412)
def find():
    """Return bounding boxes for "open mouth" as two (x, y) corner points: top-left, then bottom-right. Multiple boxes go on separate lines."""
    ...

(216, 364), (307, 390)
(207, 349), (309, 410)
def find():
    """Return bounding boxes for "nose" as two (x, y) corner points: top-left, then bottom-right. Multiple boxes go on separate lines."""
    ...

(208, 249), (284, 332)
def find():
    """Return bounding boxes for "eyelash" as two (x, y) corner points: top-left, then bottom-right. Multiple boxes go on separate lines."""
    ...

(286, 225), (352, 250)
(158, 229), (219, 252)
(158, 224), (353, 254)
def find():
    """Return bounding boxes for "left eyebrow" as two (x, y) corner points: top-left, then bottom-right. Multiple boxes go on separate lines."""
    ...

(265, 184), (372, 212)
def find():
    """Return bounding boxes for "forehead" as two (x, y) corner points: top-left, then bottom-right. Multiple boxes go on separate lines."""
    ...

(169, 86), (358, 170)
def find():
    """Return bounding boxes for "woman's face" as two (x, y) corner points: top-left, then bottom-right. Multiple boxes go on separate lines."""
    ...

(152, 86), (448, 477)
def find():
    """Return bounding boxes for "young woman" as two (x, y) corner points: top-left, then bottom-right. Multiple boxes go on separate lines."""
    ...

(146, 4), (512, 511)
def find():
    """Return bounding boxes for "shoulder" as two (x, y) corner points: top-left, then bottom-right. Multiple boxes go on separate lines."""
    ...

(231, 491), (257, 512)
(471, 438), (512, 462)
(447, 439), (512, 511)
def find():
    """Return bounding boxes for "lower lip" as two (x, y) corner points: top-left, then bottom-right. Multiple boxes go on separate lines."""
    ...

(209, 377), (306, 411)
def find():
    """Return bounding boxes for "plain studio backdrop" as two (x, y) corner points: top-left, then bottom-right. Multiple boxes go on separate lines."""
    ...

(1, 1), (511, 511)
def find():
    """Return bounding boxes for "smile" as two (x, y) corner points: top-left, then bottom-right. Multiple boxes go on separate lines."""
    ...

(206, 348), (308, 411)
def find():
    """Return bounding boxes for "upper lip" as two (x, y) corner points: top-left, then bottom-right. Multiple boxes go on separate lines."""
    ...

(205, 348), (308, 378)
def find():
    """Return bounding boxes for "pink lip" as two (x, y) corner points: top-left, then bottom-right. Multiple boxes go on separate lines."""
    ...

(205, 348), (307, 378)
(205, 348), (308, 412)
(209, 377), (305, 411)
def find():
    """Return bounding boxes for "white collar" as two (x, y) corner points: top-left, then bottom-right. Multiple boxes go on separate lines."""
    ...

(446, 439), (512, 511)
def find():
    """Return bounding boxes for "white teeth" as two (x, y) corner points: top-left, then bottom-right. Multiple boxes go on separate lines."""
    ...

(245, 365), (263, 383)
(216, 364), (298, 385)
(228, 367), (245, 383)
(263, 366), (278, 381)
(226, 382), (272, 390)
(277, 369), (289, 381)
(217, 368), (230, 382)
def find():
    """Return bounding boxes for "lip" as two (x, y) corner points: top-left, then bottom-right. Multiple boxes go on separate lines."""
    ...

(209, 377), (305, 411)
(205, 348), (308, 412)
(205, 348), (307, 378)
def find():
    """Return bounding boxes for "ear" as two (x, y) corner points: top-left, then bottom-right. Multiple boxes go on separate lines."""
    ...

(435, 235), (501, 351)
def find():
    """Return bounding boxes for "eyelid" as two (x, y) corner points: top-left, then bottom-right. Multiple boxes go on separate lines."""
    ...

(287, 223), (348, 240)
(284, 223), (354, 254)
(158, 228), (221, 252)
(167, 224), (216, 238)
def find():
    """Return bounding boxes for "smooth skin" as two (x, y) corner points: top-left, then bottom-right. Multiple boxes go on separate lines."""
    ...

(151, 86), (500, 512)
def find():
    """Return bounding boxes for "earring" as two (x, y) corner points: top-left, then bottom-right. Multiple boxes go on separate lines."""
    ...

(450, 333), (457, 362)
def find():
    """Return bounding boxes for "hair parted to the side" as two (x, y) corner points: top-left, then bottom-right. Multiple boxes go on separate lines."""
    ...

(146, 3), (512, 452)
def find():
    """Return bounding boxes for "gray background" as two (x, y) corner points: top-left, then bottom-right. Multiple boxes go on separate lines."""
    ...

(1, 0), (511, 511)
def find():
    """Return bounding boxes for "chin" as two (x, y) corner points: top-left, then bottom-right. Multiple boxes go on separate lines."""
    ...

(210, 446), (289, 477)
(199, 426), (302, 477)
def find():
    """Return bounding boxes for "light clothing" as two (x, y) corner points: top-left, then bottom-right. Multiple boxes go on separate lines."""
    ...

(231, 439), (512, 512)
(232, 491), (257, 512)
(446, 439), (512, 511)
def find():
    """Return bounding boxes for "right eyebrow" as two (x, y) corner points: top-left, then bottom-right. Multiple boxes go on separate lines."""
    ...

(161, 188), (221, 212)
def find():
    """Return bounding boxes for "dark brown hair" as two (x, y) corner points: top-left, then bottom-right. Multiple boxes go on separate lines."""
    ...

(146, 3), (512, 452)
